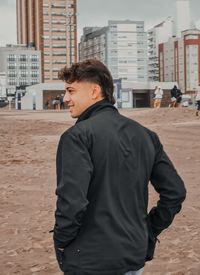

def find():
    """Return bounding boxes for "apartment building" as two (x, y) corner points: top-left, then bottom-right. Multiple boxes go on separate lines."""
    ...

(159, 29), (200, 93)
(79, 20), (148, 85)
(0, 73), (6, 98)
(147, 17), (174, 81)
(79, 27), (108, 64)
(16, 0), (77, 82)
(0, 44), (41, 95)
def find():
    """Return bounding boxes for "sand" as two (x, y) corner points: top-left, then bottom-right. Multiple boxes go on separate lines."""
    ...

(0, 107), (199, 275)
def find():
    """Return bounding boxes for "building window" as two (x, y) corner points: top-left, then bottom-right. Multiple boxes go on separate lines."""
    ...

(52, 28), (66, 32)
(52, 60), (66, 64)
(20, 71), (27, 77)
(52, 36), (66, 40)
(7, 64), (16, 69)
(52, 68), (60, 72)
(19, 79), (28, 86)
(19, 55), (27, 62)
(8, 54), (16, 62)
(8, 78), (17, 85)
(51, 12), (66, 16)
(31, 79), (39, 85)
(52, 45), (66, 48)
(19, 63), (27, 69)
(51, 4), (65, 8)
(8, 71), (17, 77)
(42, 35), (50, 40)
(31, 71), (39, 77)
(31, 63), (39, 69)
(31, 55), (39, 62)
(52, 20), (66, 24)
(52, 52), (66, 56)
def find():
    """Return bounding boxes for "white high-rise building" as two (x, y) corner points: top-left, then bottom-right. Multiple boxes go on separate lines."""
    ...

(147, 17), (174, 81)
(79, 20), (148, 85)
(107, 20), (148, 85)
(175, 0), (191, 37)
(0, 73), (6, 98)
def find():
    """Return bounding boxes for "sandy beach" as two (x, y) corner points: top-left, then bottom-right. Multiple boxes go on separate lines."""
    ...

(0, 107), (199, 275)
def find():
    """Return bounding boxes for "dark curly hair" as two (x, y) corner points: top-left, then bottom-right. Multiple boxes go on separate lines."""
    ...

(58, 59), (116, 105)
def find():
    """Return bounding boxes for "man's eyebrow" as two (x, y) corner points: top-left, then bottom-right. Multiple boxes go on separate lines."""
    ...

(66, 87), (75, 91)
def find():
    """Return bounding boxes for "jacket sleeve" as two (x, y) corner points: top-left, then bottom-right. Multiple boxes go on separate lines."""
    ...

(148, 133), (186, 237)
(53, 130), (93, 249)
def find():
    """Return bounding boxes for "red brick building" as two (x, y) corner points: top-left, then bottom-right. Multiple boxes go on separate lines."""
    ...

(159, 29), (200, 93)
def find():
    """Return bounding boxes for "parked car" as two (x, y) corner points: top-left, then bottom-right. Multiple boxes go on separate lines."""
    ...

(0, 97), (8, 108)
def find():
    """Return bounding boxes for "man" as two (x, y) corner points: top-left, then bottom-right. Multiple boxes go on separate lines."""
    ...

(170, 85), (182, 108)
(53, 59), (186, 275)
(153, 86), (163, 108)
(195, 83), (200, 116)
(170, 85), (178, 108)
(175, 88), (182, 107)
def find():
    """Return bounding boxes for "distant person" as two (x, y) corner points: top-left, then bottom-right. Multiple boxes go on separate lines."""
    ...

(170, 85), (178, 107)
(53, 59), (186, 275)
(44, 100), (49, 110)
(176, 88), (182, 107)
(53, 95), (60, 110)
(195, 83), (200, 116)
(60, 94), (65, 110)
(170, 86), (182, 107)
(153, 86), (163, 108)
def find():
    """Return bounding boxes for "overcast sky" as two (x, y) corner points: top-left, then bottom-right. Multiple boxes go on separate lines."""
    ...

(0, 0), (200, 46)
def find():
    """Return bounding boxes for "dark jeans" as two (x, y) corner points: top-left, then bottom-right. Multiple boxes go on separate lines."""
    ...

(197, 100), (200, 111)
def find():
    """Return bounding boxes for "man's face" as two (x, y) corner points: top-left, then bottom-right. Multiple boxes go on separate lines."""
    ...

(63, 81), (97, 118)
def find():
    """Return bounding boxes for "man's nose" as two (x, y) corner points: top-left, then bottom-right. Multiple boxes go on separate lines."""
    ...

(63, 92), (71, 103)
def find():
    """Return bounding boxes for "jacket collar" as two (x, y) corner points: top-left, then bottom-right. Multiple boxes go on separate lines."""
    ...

(76, 99), (118, 124)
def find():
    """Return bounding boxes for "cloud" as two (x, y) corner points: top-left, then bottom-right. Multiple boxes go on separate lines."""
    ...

(77, 0), (200, 39)
(0, 0), (199, 46)
(0, 0), (15, 8)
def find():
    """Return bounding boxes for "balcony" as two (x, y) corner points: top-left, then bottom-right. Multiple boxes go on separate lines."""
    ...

(52, 52), (66, 56)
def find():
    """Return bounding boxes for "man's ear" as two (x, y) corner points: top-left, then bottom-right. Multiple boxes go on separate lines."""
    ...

(92, 84), (102, 100)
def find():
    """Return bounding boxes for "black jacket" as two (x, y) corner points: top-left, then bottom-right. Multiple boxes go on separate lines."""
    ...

(53, 100), (186, 275)
(171, 88), (182, 101)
